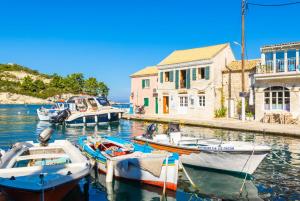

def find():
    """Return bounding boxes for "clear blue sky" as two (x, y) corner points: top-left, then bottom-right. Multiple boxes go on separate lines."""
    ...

(0, 0), (299, 102)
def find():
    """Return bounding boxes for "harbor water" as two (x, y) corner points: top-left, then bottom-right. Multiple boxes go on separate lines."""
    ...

(0, 104), (299, 201)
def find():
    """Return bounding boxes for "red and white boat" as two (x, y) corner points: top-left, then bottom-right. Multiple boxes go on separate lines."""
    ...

(0, 129), (91, 201)
(78, 135), (179, 191)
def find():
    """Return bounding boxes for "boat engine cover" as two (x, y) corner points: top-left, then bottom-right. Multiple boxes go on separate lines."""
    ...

(39, 128), (54, 146)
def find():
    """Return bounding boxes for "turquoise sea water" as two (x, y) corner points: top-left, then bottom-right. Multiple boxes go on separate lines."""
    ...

(0, 104), (299, 201)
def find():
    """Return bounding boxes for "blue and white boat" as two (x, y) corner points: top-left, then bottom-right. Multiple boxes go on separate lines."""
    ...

(65, 96), (123, 126)
(78, 135), (179, 191)
(49, 96), (123, 126)
(37, 101), (68, 121)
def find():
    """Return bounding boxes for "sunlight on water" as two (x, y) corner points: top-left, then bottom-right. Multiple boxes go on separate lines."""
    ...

(0, 105), (299, 200)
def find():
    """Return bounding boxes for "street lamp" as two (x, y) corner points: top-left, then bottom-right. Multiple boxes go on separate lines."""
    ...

(233, 41), (246, 122)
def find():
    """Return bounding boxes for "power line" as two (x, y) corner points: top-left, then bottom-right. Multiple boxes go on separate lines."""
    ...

(247, 1), (300, 7)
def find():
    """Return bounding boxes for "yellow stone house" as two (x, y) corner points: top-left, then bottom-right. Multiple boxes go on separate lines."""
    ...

(156, 43), (235, 119)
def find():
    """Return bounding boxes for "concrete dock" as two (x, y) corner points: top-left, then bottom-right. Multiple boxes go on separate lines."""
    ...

(122, 114), (300, 138)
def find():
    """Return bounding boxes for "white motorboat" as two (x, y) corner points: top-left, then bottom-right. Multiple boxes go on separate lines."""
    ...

(0, 128), (91, 201)
(50, 96), (123, 126)
(37, 101), (68, 121)
(134, 124), (271, 175)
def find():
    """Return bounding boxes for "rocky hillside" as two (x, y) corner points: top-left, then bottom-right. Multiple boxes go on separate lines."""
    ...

(0, 63), (109, 104)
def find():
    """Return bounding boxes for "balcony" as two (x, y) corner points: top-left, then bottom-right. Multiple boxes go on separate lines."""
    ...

(257, 59), (300, 74)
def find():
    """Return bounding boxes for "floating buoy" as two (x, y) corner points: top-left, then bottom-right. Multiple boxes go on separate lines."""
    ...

(108, 113), (111, 120)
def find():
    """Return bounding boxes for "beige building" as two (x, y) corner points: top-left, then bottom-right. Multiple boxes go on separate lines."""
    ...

(222, 59), (260, 118)
(130, 66), (158, 115)
(156, 43), (235, 119)
(254, 42), (300, 121)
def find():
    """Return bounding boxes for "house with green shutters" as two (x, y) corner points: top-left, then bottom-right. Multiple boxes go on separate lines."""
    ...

(130, 66), (158, 115)
(156, 43), (235, 119)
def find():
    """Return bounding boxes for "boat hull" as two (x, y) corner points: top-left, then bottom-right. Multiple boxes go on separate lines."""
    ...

(37, 109), (58, 121)
(66, 112), (120, 126)
(1, 178), (80, 201)
(180, 151), (267, 175)
(134, 138), (267, 175)
(90, 157), (178, 191)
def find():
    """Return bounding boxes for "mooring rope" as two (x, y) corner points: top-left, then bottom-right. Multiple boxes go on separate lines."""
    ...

(239, 136), (256, 196)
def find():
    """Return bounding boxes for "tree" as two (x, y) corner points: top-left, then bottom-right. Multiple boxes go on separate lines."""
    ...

(84, 77), (99, 96)
(49, 73), (64, 89)
(21, 76), (35, 92)
(64, 73), (85, 93)
(34, 79), (46, 91)
(98, 81), (109, 97)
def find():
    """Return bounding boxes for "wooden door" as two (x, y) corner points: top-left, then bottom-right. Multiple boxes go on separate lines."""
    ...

(163, 96), (169, 114)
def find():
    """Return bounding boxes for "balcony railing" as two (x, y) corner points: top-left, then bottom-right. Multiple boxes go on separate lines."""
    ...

(257, 64), (300, 74)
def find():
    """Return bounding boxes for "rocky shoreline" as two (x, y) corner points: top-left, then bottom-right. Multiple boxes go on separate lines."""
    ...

(0, 92), (50, 104)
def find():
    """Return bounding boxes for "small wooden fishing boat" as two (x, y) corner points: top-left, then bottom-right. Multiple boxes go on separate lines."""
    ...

(134, 124), (271, 175)
(0, 128), (91, 201)
(78, 135), (179, 191)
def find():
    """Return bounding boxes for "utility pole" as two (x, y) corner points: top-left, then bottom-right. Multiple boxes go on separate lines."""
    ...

(241, 0), (246, 121)
(241, 0), (245, 93)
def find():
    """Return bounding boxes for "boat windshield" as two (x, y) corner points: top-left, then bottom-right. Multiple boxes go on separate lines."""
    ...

(96, 97), (110, 106)
(87, 98), (99, 110)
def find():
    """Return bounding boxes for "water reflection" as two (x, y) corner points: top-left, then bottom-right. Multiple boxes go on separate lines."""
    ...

(90, 172), (176, 201)
(0, 105), (300, 200)
(179, 166), (262, 201)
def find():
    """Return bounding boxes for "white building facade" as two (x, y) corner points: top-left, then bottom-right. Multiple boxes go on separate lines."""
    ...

(255, 42), (300, 121)
(156, 43), (235, 119)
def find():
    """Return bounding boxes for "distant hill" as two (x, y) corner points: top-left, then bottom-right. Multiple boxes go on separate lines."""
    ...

(0, 63), (109, 101)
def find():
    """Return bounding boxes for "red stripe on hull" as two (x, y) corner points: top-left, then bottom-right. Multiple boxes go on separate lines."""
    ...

(134, 139), (200, 155)
(98, 169), (177, 191)
(1, 179), (79, 201)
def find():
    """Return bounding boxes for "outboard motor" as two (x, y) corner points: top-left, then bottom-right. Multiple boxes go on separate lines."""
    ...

(166, 123), (180, 134)
(50, 109), (71, 124)
(39, 127), (54, 146)
(143, 124), (157, 139)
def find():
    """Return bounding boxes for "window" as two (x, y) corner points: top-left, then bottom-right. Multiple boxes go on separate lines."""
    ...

(194, 67), (209, 80)
(144, 98), (149, 107)
(287, 50), (296, 71)
(276, 52), (284, 72)
(264, 86), (290, 111)
(165, 72), (170, 82)
(142, 79), (150, 89)
(179, 96), (188, 107)
(198, 68), (205, 79)
(199, 95), (205, 107)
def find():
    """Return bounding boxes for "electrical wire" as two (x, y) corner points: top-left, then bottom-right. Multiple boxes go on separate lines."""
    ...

(248, 1), (300, 7)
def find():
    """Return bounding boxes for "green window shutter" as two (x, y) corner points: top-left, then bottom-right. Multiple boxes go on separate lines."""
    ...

(192, 68), (197, 80)
(144, 98), (149, 106)
(142, 79), (145, 88)
(186, 69), (191, 89)
(169, 71), (174, 82)
(175, 70), (179, 89)
(205, 66), (210, 80)
(160, 72), (163, 83)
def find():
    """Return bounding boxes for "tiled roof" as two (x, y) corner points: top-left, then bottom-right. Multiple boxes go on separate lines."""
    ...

(224, 59), (260, 72)
(130, 66), (157, 77)
(158, 43), (229, 66)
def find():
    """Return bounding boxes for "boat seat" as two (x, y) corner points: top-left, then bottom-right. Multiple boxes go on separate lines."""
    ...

(16, 154), (69, 161)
